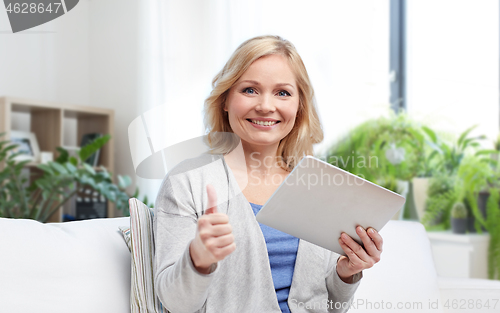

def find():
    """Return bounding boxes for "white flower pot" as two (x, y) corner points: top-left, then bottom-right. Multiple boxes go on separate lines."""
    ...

(412, 177), (430, 221)
(391, 180), (410, 220)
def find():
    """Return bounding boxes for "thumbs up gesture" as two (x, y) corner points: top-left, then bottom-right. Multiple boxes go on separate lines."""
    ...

(189, 184), (236, 274)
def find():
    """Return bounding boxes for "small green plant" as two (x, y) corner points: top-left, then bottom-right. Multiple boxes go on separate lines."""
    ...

(421, 125), (485, 176)
(421, 125), (492, 231)
(422, 174), (456, 230)
(451, 202), (467, 219)
(0, 133), (152, 222)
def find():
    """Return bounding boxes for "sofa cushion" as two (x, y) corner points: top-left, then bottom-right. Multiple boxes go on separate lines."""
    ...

(0, 216), (131, 313)
(350, 220), (444, 313)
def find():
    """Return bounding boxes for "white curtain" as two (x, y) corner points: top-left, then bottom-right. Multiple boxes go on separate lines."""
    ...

(135, 0), (391, 202)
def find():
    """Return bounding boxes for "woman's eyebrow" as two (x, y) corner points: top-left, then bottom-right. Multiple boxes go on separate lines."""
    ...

(239, 80), (295, 89)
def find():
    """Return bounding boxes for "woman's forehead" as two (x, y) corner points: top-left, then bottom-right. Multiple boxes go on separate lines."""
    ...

(236, 55), (297, 87)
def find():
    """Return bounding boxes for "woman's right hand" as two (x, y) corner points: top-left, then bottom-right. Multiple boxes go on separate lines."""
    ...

(189, 184), (236, 274)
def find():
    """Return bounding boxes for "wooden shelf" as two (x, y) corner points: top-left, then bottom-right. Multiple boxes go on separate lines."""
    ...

(0, 96), (115, 222)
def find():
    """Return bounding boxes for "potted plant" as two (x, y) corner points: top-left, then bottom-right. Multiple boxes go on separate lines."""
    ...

(450, 202), (467, 234)
(456, 154), (496, 232)
(456, 154), (500, 280)
(421, 174), (456, 230)
(420, 125), (486, 226)
(0, 133), (151, 221)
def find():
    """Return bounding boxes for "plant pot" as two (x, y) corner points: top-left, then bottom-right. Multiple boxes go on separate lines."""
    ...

(391, 180), (409, 220)
(477, 190), (489, 217)
(403, 181), (420, 220)
(451, 218), (467, 234)
(412, 177), (429, 222)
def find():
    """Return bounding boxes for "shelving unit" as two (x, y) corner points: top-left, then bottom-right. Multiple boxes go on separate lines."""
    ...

(0, 96), (115, 222)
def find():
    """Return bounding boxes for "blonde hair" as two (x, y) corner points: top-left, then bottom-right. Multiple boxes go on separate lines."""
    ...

(203, 35), (323, 171)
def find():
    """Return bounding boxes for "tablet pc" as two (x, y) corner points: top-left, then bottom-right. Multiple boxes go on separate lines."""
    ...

(255, 155), (406, 256)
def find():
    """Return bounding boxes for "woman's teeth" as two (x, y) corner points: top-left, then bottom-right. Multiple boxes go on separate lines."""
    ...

(250, 119), (278, 126)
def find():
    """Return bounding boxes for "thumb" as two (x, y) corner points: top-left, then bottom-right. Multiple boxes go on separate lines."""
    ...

(205, 184), (218, 214)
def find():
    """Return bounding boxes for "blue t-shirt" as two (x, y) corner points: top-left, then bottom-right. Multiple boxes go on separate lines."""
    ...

(250, 202), (300, 313)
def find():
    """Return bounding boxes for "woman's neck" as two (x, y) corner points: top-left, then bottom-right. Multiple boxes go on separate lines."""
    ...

(227, 140), (285, 176)
(223, 140), (290, 195)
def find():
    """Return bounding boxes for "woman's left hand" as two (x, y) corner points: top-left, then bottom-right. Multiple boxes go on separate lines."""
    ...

(336, 226), (383, 283)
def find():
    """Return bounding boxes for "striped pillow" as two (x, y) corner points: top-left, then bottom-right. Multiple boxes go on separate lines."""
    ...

(118, 226), (131, 250)
(119, 198), (168, 313)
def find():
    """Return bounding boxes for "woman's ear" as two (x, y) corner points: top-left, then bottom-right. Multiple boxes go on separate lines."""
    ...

(221, 91), (230, 114)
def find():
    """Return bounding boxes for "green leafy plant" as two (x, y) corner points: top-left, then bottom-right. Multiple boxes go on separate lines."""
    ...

(421, 125), (486, 176)
(326, 111), (425, 186)
(0, 133), (152, 222)
(422, 174), (457, 230)
(456, 156), (494, 226)
(486, 188), (500, 280)
(421, 125), (491, 228)
(454, 154), (500, 280)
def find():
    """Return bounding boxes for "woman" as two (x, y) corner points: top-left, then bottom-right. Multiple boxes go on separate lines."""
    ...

(154, 35), (383, 313)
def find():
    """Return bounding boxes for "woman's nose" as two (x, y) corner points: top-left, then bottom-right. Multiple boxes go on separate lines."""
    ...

(256, 94), (275, 113)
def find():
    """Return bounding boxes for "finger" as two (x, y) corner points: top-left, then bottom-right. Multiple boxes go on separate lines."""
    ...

(338, 237), (361, 264)
(367, 227), (383, 252)
(340, 232), (372, 264)
(212, 233), (235, 248)
(213, 242), (236, 260)
(203, 213), (229, 225)
(356, 226), (381, 256)
(205, 184), (218, 214)
(209, 223), (233, 237)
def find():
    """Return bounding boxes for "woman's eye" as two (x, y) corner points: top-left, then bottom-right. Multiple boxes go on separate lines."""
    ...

(277, 90), (291, 97)
(243, 87), (256, 94)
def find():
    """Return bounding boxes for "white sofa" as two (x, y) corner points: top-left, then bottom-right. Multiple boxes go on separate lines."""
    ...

(0, 217), (499, 313)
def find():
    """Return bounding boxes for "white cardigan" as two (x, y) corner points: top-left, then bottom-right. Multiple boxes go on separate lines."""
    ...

(153, 153), (362, 313)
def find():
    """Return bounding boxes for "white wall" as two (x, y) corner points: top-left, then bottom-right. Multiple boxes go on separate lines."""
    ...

(0, 0), (91, 130)
(87, 0), (141, 206)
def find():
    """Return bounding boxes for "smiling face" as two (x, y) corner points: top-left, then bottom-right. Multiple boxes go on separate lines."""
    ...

(224, 54), (300, 150)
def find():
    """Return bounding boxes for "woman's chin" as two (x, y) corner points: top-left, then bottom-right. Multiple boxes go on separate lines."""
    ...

(241, 137), (282, 148)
